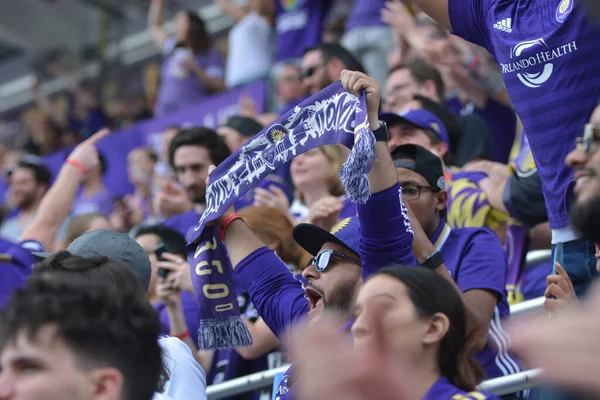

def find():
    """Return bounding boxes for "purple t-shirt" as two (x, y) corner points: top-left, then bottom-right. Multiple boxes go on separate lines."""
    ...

(445, 96), (517, 164)
(153, 290), (200, 346)
(430, 221), (522, 381)
(72, 188), (114, 217)
(0, 239), (45, 308)
(275, 0), (333, 61)
(163, 209), (202, 237)
(345, 0), (387, 30)
(154, 38), (225, 117)
(448, 0), (600, 229)
(424, 376), (501, 400)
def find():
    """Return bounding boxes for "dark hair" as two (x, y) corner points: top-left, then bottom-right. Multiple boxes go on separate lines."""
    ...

(1, 256), (164, 400)
(412, 94), (460, 166)
(374, 266), (483, 391)
(10, 156), (51, 187)
(135, 225), (187, 258)
(388, 60), (446, 102)
(178, 10), (212, 55)
(168, 127), (231, 168)
(305, 43), (365, 74)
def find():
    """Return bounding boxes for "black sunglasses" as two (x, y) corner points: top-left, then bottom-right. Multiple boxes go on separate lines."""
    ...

(577, 123), (600, 153)
(307, 249), (361, 272)
(302, 64), (323, 80)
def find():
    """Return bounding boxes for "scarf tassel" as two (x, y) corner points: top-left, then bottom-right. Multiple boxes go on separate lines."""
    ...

(340, 127), (377, 205)
(197, 316), (253, 350)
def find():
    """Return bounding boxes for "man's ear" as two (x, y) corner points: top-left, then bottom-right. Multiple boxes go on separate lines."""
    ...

(87, 367), (123, 400)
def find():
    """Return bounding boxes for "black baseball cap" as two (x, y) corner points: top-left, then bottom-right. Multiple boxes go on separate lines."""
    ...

(221, 116), (264, 137)
(32, 230), (152, 290)
(391, 144), (445, 191)
(293, 217), (361, 259)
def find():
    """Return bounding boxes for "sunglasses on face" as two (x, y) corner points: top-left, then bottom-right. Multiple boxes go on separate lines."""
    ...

(306, 249), (361, 272)
(302, 64), (324, 80)
(577, 123), (600, 153)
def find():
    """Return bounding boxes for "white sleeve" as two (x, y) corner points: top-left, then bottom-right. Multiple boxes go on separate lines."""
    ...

(157, 337), (207, 400)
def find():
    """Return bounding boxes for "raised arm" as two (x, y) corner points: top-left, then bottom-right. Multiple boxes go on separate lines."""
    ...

(148, 0), (167, 49)
(20, 129), (110, 250)
(412, 0), (451, 30)
(340, 70), (416, 278)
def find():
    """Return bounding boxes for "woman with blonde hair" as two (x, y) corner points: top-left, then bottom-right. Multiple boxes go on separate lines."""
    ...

(59, 213), (112, 249)
(253, 144), (355, 229)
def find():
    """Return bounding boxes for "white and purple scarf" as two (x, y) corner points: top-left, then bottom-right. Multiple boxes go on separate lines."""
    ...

(187, 81), (374, 350)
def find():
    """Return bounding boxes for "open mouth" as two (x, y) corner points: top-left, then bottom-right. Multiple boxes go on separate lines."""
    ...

(305, 286), (324, 314)
(574, 169), (596, 193)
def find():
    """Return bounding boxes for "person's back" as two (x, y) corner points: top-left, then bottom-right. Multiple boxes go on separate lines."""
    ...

(0, 265), (163, 400)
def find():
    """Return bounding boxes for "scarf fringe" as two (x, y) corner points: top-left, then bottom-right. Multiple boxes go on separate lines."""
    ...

(340, 128), (376, 204)
(196, 316), (253, 350)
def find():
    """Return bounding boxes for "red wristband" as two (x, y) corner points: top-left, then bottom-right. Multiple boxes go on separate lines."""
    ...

(220, 213), (242, 241)
(65, 159), (86, 176)
(171, 330), (190, 340)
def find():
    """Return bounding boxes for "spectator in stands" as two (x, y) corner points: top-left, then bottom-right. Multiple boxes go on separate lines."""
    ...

(134, 225), (200, 346)
(159, 127), (230, 235)
(0, 156), (50, 242)
(218, 115), (264, 153)
(71, 151), (113, 217)
(154, 126), (180, 195)
(390, 144), (522, 389)
(217, 0), (274, 88)
(276, 64), (309, 115)
(293, 267), (501, 400)
(148, 0), (225, 117)
(383, 61), (494, 166)
(268, 0), (334, 65)
(253, 144), (353, 229)
(61, 212), (111, 249)
(22, 114), (66, 156)
(342, 0), (394, 88)
(0, 265), (164, 400)
(32, 77), (109, 141)
(301, 43), (364, 95)
(31, 233), (207, 400)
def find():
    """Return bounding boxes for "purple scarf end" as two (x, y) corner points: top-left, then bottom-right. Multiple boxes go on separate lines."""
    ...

(196, 316), (253, 350)
(340, 127), (376, 205)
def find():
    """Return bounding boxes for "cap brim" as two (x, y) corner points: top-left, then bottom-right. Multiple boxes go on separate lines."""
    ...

(293, 223), (355, 257)
(379, 113), (427, 130)
(32, 252), (53, 263)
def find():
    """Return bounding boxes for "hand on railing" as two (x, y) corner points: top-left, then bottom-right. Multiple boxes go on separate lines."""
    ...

(544, 262), (577, 312)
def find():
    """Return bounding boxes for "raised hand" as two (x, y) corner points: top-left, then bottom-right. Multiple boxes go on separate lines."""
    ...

(304, 196), (344, 230)
(155, 180), (193, 218)
(253, 185), (290, 214)
(157, 252), (193, 294)
(340, 70), (381, 127)
(67, 128), (110, 174)
(544, 262), (578, 312)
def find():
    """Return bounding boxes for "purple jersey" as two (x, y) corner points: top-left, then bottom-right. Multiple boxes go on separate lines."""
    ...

(424, 376), (501, 399)
(154, 38), (225, 117)
(345, 0), (387, 30)
(430, 221), (522, 381)
(163, 209), (202, 237)
(448, 0), (600, 229)
(275, 0), (333, 61)
(71, 188), (114, 217)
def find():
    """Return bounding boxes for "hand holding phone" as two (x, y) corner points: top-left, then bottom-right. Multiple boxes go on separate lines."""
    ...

(155, 243), (171, 278)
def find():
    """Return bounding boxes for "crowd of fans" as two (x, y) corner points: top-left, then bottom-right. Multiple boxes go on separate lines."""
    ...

(0, 0), (599, 399)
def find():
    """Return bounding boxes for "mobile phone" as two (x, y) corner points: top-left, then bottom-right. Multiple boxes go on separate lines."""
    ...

(155, 243), (171, 278)
(552, 243), (563, 275)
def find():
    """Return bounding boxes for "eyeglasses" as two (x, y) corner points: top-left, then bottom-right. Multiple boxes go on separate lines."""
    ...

(302, 64), (324, 80)
(576, 123), (600, 153)
(306, 249), (361, 272)
(401, 183), (439, 201)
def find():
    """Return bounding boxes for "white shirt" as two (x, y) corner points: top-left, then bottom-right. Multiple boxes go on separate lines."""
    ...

(153, 337), (207, 400)
(225, 12), (274, 87)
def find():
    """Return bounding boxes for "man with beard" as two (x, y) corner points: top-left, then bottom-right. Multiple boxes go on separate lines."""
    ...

(565, 103), (600, 269)
(209, 69), (415, 399)
(160, 127), (231, 236)
(0, 157), (50, 242)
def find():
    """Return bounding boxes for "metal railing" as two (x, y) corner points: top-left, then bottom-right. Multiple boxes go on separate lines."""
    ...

(205, 249), (553, 399)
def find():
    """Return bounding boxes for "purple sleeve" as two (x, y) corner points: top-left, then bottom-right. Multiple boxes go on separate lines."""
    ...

(358, 183), (416, 280)
(235, 247), (308, 338)
(455, 229), (507, 297)
(448, 0), (494, 52)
